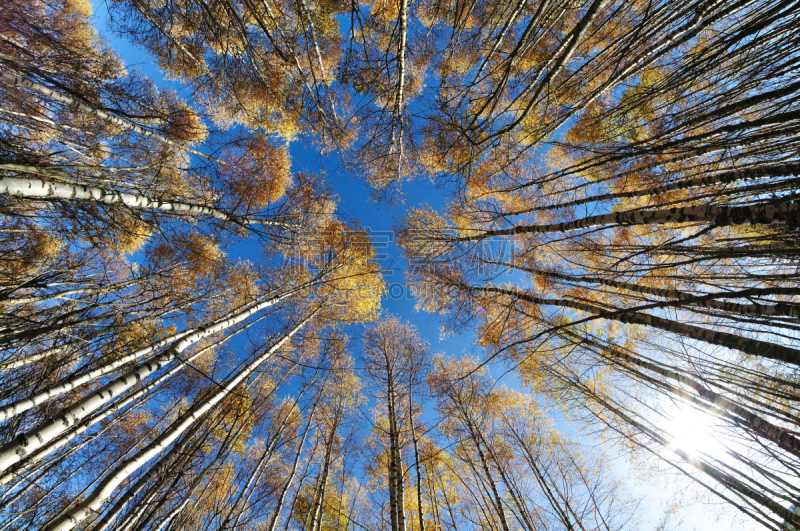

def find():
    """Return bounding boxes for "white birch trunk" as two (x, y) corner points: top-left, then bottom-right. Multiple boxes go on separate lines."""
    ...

(0, 290), (299, 470)
(389, 0), (409, 175)
(0, 340), (219, 487)
(0, 327), (192, 422)
(0, 176), (292, 228)
(265, 401), (317, 531)
(43, 310), (316, 531)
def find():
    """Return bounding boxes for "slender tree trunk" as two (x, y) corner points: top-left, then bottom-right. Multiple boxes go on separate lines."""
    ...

(92, 409), (231, 531)
(538, 0), (756, 143)
(396, 445), (407, 531)
(150, 438), (235, 531)
(491, 261), (800, 319)
(221, 399), (306, 531)
(0, 288), (301, 472)
(266, 397), (319, 531)
(386, 366), (400, 531)
(42, 311), (316, 531)
(0, 340), (218, 487)
(571, 375), (800, 526)
(465, 421), (511, 531)
(482, 437), (539, 531)
(506, 425), (581, 531)
(309, 418), (337, 531)
(507, 162), (800, 218)
(449, 202), (800, 241)
(0, 267), (171, 309)
(496, 0), (610, 137)
(473, 284), (800, 366)
(569, 330), (800, 455)
(0, 176), (290, 228)
(408, 387), (425, 531)
(386, 365), (406, 531)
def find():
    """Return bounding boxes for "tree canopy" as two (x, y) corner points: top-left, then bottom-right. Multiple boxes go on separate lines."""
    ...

(1, 0), (799, 529)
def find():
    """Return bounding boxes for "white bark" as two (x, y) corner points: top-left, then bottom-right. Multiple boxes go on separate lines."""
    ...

(294, 0), (339, 124)
(0, 341), (216, 487)
(0, 342), (70, 371)
(389, 0), (409, 171)
(0, 176), (293, 228)
(265, 399), (317, 531)
(0, 290), (299, 470)
(0, 327), (192, 423)
(44, 310), (316, 531)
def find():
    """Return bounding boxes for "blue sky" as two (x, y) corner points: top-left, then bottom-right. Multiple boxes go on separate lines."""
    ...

(87, 2), (759, 528)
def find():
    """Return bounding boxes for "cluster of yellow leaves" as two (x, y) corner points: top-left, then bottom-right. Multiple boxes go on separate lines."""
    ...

(159, 91), (209, 144)
(224, 132), (292, 208)
(0, 224), (62, 284)
(222, 260), (261, 307)
(364, 0), (401, 26)
(99, 213), (153, 255)
(148, 231), (224, 288)
(309, 220), (385, 323)
(292, 482), (352, 531)
(196, 462), (237, 513)
(107, 321), (177, 361)
(215, 389), (256, 455)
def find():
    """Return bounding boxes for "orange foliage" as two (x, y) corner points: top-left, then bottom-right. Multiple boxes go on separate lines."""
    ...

(224, 132), (292, 208)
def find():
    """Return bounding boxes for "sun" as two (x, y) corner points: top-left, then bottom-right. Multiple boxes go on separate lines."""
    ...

(663, 405), (724, 458)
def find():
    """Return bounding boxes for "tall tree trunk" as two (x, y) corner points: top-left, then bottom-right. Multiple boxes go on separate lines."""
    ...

(506, 163), (800, 217)
(484, 0), (610, 141)
(222, 396), (311, 530)
(0, 287), (301, 471)
(387, 366), (406, 531)
(472, 284), (800, 366)
(569, 374), (800, 526)
(449, 202), (800, 241)
(567, 330), (800, 455)
(490, 261), (800, 319)
(42, 310), (316, 531)
(465, 421), (511, 531)
(408, 387), (425, 531)
(309, 417), (338, 531)
(0, 339), (219, 487)
(504, 423), (583, 531)
(0, 176), (292, 228)
(266, 397), (320, 531)
(150, 437), (236, 531)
